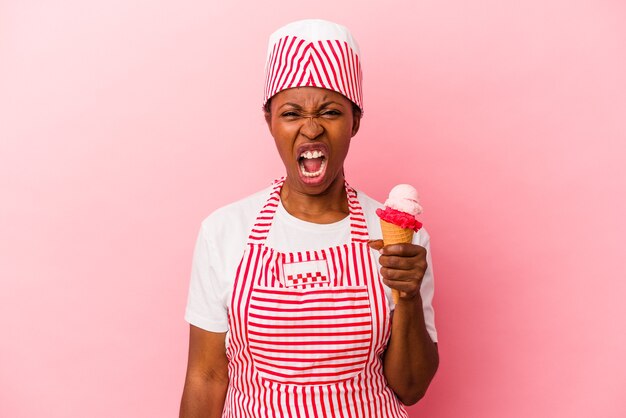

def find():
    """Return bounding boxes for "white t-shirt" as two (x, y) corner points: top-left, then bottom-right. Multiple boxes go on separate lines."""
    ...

(185, 185), (438, 343)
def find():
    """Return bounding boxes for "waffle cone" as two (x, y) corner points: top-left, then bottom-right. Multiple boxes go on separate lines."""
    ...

(380, 219), (415, 304)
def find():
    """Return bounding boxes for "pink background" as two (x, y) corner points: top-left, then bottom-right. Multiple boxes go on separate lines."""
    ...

(1, 1), (625, 417)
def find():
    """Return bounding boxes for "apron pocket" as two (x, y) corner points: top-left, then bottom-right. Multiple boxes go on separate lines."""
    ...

(247, 285), (373, 385)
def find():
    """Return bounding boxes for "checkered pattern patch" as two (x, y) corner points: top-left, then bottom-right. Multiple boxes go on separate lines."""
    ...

(288, 272), (328, 286)
(282, 259), (330, 288)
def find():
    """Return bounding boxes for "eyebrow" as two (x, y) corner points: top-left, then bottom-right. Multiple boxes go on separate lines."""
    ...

(278, 101), (344, 110)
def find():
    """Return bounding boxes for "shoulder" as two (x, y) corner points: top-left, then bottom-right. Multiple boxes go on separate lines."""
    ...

(354, 188), (384, 214)
(199, 186), (272, 244)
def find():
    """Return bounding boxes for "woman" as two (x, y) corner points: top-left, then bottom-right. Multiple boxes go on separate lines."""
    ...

(180, 19), (438, 418)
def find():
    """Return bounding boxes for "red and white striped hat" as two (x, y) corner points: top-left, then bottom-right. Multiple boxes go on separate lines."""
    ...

(263, 19), (363, 111)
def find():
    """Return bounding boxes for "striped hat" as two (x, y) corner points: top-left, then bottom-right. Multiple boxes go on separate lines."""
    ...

(263, 19), (363, 111)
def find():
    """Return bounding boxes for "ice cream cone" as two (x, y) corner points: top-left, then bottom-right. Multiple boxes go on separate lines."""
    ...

(380, 219), (414, 304)
(377, 184), (423, 304)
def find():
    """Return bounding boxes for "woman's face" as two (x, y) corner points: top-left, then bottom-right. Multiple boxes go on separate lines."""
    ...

(265, 87), (360, 195)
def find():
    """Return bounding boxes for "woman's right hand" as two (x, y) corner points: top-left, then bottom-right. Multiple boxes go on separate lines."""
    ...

(179, 326), (228, 418)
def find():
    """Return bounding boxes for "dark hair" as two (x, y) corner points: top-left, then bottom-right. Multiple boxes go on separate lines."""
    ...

(263, 98), (363, 119)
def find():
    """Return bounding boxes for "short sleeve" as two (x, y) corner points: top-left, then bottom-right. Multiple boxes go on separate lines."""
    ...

(415, 228), (438, 343)
(184, 223), (229, 332)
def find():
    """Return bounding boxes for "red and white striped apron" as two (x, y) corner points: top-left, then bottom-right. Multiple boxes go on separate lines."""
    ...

(223, 179), (407, 418)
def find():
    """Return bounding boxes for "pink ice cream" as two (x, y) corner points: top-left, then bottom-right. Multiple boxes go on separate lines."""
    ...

(376, 184), (423, 232)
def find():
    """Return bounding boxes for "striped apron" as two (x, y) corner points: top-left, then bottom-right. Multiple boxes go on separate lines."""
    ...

(223, 179), (407, 418)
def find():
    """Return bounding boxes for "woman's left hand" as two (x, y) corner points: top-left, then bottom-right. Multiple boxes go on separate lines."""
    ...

(369, 239), (437, 405)
(368, 240), (428, 301)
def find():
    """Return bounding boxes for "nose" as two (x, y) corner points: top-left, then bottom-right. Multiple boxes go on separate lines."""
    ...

(300, 116), (324, 140)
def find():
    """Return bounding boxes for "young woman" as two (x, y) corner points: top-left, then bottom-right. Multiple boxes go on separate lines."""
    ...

(180, 19), (438, 418)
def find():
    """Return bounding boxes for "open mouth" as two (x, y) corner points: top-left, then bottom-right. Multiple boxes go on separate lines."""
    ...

(298, 148), (327, 179)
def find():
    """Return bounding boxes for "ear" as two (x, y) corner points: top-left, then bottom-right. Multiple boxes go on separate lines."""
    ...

(264, 111), (272, 133)
(351, 112), (361, 137)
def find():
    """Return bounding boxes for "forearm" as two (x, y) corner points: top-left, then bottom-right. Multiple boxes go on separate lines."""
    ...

(383, 295), (439, 405)
(179, 372), (228, 418)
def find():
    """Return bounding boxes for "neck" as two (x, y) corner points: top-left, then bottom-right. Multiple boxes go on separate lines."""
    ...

(280, 174), (349, 224)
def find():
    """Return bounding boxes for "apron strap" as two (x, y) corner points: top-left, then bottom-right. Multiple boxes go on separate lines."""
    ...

(246, 177), (370, 245)
(346, 183), (370, 243)
(246, 178), (284, 244)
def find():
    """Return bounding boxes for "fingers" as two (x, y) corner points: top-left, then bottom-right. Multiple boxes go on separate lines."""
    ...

(382, 277), (421, 298)
(380, 243), (425, 257)
(379, 254), (424, 270)
(368, 239), (384, 251)
(372, 243), (428, 299)
(379, 263), (427, 281)
(378, 244), (426, 269)
(380, 263), (426, 299)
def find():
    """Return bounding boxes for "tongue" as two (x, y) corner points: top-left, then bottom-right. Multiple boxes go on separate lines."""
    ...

(303, 157), (323, 173)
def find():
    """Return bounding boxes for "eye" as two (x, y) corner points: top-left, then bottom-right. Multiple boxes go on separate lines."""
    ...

(280, 111), (300, 119)
(321, 109), (342, 118)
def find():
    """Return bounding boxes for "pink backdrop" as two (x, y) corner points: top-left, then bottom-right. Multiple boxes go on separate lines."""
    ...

(1, 1), (625, 417)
